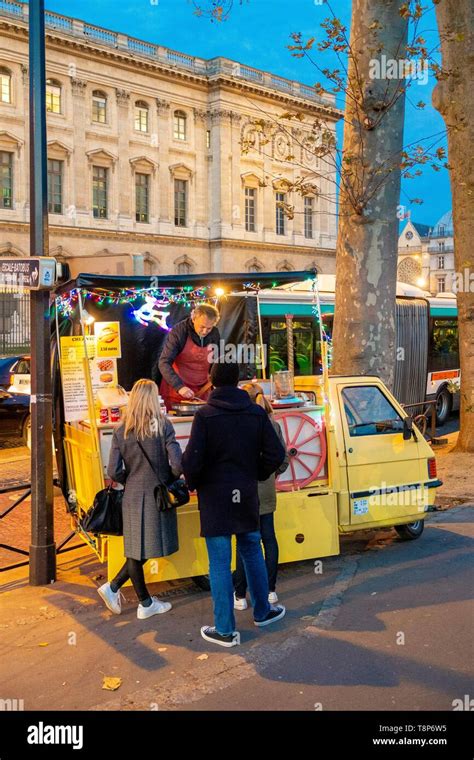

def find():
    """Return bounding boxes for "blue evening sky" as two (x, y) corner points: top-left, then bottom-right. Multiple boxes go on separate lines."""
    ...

(42, 0), (451, 229)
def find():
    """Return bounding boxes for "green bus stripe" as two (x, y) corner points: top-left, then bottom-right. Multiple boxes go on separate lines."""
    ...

(260, 303), (335, 316)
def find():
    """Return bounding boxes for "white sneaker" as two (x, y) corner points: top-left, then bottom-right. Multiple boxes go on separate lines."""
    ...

(137, 596), (172, 619)
(234, 592), (248, 611)
(268, 591), (279, 605)
(97, 582), (122, 615)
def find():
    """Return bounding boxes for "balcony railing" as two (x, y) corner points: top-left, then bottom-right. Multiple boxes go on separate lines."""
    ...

(428, 244), (454, 253)
(0, 0), (336, 107)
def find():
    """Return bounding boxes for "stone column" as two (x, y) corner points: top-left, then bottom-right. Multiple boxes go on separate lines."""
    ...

(19, 64), (29, 222)
(193, 107), (209, 236)
(156, 98), (171, 231)
(209, 108), (233, 241)
(70, 77), (88, 224)
(229, 112), (243, 236)
(115, 88), (131, 227)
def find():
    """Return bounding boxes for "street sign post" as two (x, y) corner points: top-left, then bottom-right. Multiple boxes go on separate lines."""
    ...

(28, 0), (56, 586)
(0, 258), (57, 290)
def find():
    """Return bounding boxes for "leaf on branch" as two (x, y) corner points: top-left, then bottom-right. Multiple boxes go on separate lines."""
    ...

(399, 3), (410, 19)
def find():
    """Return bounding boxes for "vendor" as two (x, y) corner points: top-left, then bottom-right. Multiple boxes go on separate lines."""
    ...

(158, 303), (220, 409)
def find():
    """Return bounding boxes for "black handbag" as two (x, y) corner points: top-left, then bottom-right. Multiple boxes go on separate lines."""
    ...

(81, 486), (123, 536)
(137, 439), (190, 511)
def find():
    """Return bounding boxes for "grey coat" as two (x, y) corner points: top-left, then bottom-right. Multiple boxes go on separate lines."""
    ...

(107, 419), (183, 561)
(259, 418), (289, 515)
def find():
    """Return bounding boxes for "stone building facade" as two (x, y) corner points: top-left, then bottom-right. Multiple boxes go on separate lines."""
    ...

(0, 1), (341, 278)
(397, 211), (455, 295)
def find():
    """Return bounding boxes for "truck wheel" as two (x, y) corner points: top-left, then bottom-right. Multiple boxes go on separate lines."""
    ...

(436, 387), (452, 426)
(395, 520), (424, 540)
(192, 574), (210, 591)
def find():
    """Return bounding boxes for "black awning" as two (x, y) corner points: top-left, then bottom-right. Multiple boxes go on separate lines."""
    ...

(54, 269), (317, 296)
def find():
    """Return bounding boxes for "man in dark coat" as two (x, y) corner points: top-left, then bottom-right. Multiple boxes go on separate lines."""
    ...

(183, 361), (286, 647)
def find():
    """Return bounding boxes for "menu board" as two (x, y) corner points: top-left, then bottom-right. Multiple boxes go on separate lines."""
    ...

(60, 336), (95, 422)
(60, 336), (119, 421)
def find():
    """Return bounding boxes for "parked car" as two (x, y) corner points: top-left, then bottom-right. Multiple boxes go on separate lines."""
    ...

(0, 355), (23, 390)
(8, 355), (31, 395)
(0, 388), (30, 445)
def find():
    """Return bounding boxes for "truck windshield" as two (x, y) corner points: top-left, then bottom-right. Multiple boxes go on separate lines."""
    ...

(342, 386), (404, 437)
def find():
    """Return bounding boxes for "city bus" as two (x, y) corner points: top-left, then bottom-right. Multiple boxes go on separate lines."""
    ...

(257, 275), (459, 425)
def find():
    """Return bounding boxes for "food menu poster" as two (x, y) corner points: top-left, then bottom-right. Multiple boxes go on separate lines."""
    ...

(60, 336), (95, 422)
(95, 322), (121, 358)
(60, 336), (118, 421)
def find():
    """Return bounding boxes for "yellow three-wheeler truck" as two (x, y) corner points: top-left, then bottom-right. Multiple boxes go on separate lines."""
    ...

(104, 374), (441, 583)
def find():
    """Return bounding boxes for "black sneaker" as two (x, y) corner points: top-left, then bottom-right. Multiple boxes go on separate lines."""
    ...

(254, 605), (286, 627)
(200, 626), (241, 647)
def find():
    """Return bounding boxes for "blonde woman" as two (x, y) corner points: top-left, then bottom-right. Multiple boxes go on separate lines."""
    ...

(97, 379), (183, 619)
(233, 383), (289, 609)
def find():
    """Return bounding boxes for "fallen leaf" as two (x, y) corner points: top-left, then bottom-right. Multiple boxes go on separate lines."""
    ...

(158, 647), (167, 652)
(300, 615), (314, 620)
(197, 654), (209, 660)
(102, 676), (122, 691)
(38, 642), (49, 647)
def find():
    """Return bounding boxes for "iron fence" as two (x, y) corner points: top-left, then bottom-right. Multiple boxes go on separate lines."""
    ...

(0, 289), (30, 355)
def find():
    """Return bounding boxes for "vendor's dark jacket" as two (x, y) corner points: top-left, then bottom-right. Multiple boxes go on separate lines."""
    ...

(182, 386), (286, 537)
(158, 317), (220, 391)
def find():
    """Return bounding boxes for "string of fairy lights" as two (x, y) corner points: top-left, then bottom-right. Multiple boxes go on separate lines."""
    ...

(55, 275), (331, 368)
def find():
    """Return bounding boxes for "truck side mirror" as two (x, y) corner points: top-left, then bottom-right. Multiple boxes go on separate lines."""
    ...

(403, 417), (414, 441)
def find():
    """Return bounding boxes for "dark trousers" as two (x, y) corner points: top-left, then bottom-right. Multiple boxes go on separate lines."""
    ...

(110, 558), (150, 603)
(234, 512), (279, 597)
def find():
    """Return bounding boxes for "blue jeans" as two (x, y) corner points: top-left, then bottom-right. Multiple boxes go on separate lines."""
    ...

(205, 531), (271, 636)
(234, 512), (279, 597)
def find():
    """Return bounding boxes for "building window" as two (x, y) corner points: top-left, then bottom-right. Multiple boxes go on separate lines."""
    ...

(0, 151), (13, 209)
(248, 262), (262, 273)
(92, 90), (107, 123)
(304, 196), (314, 239)
(0, 67), (12, 103)
(438, 241), (445, 252)
(174, 179), (187, 227)
(173, 110), (187, 141)
(438, 224), (445, 237)
(134, 101), (149, 132)
(437, 276), (446, 293)
(92, 165), (108, 219)
(245, 187), (256, 232)
(437, 255), (445, 270)
(275, 192), (286, 235)
(177, 261), (191, 275)
(135, 173), (149, 223)
(47, 159), (63, 214)
(46, 79), (62, 114)
(206, 130), (211, 149)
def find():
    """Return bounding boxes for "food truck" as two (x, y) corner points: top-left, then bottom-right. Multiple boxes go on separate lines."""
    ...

(52, 271), (441, 585)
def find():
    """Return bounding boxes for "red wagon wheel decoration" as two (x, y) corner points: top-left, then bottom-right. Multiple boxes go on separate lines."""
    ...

(275, 412), (327, 492)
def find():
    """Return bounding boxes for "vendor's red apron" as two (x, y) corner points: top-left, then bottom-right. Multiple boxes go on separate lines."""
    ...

(160, 336), (212, 410)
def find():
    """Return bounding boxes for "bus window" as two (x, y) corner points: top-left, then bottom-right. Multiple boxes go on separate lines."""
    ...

(428, 318), (459, 371)
(263, 315), (333, 377)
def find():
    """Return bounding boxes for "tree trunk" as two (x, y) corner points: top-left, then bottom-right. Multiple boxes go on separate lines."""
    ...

(432, 0), (474, 451)
(331, 0), (408, 389)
